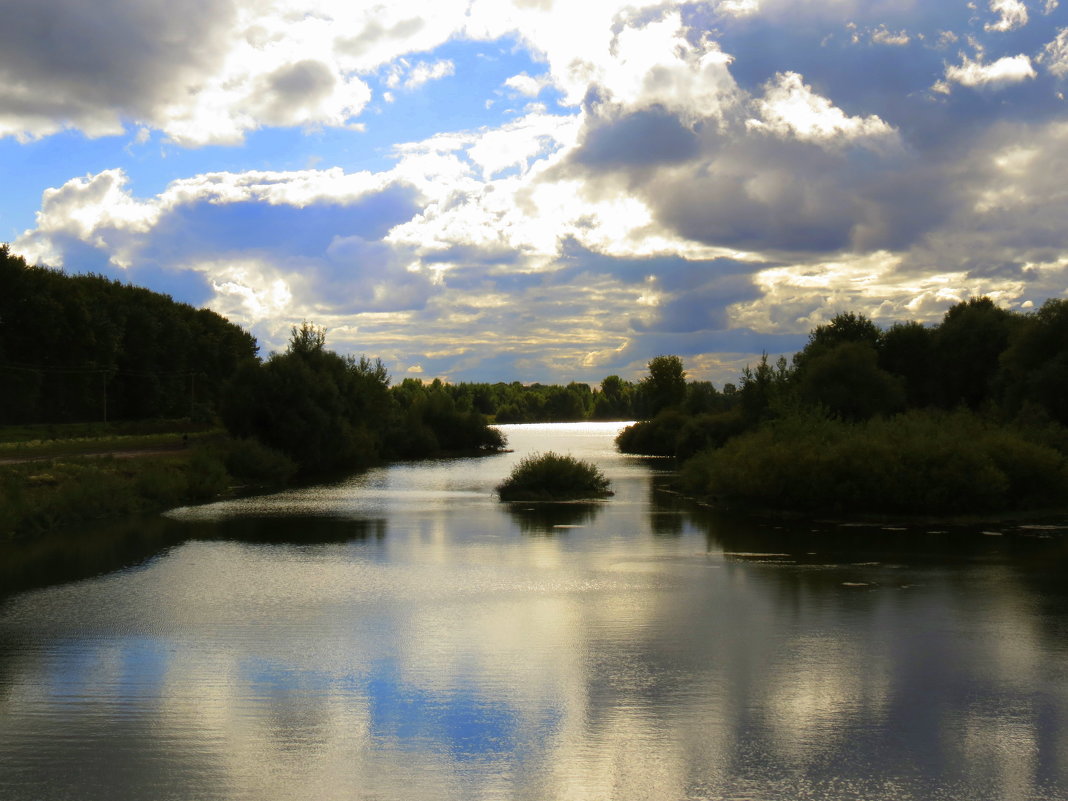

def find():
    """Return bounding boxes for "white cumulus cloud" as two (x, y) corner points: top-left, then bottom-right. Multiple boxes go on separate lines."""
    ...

(386, 59), (457, 92)
(748, 71), (899, 149)
(504, 72), (551, 97)
(985, 0), (1029, 32)
(943, 54), (1037, 88)
(1040, 28), (1068, 77)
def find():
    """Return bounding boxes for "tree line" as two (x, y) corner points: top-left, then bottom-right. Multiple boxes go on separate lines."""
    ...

(409, 363), (729, 424)
(0, 245), (258, 425)
(0, 246), (506, 474)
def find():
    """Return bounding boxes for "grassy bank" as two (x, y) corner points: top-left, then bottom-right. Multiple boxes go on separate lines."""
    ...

(0, 419), (217, 460)
(0, 434), (296, 539)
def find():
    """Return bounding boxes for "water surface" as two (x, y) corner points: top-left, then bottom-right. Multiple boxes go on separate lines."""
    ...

(2, 422), (1068, 800)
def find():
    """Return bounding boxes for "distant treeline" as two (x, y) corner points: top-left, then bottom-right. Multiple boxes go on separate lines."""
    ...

(0, 245), (257, 425)
(407, 368), (730, 424)
(621, 299), (1068, 516)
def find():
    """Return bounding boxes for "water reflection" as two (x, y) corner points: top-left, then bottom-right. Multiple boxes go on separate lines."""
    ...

(504, 501), (605, 534)
(0, 515), (182, 600)
(2, 423), (1068, 800)
(185, 515), (388, 545)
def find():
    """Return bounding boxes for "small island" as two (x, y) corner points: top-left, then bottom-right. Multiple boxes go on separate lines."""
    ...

(496, 451), (613, 502)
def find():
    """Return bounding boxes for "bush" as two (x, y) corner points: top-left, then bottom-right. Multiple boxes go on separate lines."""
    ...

(615, 410), (688, 456)
(674, 410), (748, 461)
(496, 451), (613, 501)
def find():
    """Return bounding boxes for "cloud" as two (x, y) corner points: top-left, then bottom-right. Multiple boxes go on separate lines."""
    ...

(9, 1), (1068, 385)
(16, 166), (430, 325)
(715, 0), (761, 18)
(563, 72), (928, 256)
(942, 54), (1038, 89)
(503, 72), (551, 97)
(572, 106), (702, 168)
(0, 0), (236, 141)
(902, 119), (1068, 287)
(870, 25), (911, 46)
(385, 59), (457, 92)
(747, 71), (899, 150)
(1040, 28), (1068, 77)
(985, 0), (1029, 33)
(0, 0), (468, 144)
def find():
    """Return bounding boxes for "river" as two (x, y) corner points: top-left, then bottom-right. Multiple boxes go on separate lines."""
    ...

(1, 422), (1067, 800)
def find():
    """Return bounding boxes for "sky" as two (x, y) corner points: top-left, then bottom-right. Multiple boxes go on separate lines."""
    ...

(3, 0), (1068, 386)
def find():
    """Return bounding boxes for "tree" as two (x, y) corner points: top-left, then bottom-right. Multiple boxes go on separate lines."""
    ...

(739, 353), (791, 423)
(877, 321), (936, 408)
(639, 355), (687, 417)
(796, 341), (905, 421)
(793, 311), (881, 370)
(593, 374), (633, 419)
(933, 297), (1020, 410)
(0, 245), (257, 424)
(997, 298), (1068, 424)
(221, 324), (390, 471)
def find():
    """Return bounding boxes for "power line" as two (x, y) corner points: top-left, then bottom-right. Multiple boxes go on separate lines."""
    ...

(0, 361), (198, 378)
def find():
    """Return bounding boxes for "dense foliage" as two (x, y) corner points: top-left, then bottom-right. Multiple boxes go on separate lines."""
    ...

(677, 410), (1067, 515)
(619, 298), (1068, 515)
(222, 324), (506, 473)
(496, 451), (612, 501)
(0, 245), (257, 424)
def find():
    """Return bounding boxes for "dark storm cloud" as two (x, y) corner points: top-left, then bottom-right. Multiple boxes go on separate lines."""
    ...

(0, 0), (236, 134)
(630, 272), (762, 334)
(555, 237), (763, 283)
(571, 106), (702, 168)
(640, 130), (945, 254)
(256, 60), (339, 124)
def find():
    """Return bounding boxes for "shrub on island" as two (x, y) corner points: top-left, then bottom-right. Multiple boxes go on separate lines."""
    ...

(496, 451), (613, 502)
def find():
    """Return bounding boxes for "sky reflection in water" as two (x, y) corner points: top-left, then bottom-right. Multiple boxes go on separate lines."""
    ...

(1, 423), (1068, 801)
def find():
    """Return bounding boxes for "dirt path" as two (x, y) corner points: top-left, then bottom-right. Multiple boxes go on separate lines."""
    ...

(0, 445), (188, 466)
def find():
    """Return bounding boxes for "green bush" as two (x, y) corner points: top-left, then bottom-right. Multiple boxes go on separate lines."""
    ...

(496, 451), (613, 501)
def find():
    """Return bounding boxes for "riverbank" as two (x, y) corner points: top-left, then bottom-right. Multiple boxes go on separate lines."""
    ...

(0, 419), (510, 540)
(0, 427), (300, 539)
